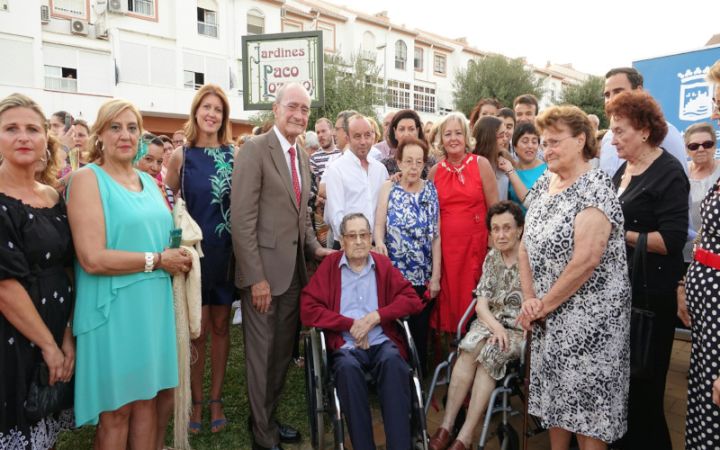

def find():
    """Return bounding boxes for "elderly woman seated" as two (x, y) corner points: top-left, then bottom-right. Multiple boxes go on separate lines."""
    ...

(429, 201), (525, 450)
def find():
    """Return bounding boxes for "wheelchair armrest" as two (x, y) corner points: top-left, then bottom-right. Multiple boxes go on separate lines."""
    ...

(396, 318), (423, 380)
(316, 328), (329, 379)
(455, 297), (478, 341)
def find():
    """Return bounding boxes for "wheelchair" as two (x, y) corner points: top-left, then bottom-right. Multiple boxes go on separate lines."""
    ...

(304, 318), (429, 450)
(426, 297), (543, 450)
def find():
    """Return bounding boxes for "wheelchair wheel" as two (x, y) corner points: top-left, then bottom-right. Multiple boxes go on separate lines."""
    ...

(495, 422), (519, 450)
(304, 334), (326, 449)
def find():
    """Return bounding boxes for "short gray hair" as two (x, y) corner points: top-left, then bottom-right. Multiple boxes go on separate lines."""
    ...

(340, 213), (371, 236)
(305, 131), (319, 149)
(275, 82), (310, 105)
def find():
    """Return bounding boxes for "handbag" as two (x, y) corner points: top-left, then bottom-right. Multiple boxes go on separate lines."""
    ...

(24, 362), (74, 422)
(629, 232), (655, 379)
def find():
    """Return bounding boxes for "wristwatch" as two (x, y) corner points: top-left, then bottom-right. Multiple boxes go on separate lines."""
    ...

(144, 252), (155, 273)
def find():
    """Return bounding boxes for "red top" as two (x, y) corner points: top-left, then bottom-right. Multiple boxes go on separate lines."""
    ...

(431, 153), (489, 332)
(300, 251), (424, 360)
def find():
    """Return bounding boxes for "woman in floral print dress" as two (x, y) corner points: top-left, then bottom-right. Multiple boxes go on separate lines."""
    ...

(166, 84), (235, 434)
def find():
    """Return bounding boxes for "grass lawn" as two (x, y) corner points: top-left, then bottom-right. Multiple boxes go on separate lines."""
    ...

(57, 323), (311, 449)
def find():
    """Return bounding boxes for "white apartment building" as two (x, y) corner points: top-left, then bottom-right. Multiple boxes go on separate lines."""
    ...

(0, 0), (590, 135)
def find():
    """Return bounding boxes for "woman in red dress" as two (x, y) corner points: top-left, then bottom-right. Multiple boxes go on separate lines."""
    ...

(429, 112), (498, 333)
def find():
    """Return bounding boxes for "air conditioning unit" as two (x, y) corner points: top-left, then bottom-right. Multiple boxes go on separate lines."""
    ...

(40, 5), (50, 23)
(108, 0), (126, 14)
(71, 19), (88, 36)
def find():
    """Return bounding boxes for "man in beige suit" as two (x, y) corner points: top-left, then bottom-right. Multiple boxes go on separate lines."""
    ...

(232, 83), (333, 450)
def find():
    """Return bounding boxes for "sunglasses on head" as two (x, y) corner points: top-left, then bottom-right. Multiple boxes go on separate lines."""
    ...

(687, 141), (715, 151)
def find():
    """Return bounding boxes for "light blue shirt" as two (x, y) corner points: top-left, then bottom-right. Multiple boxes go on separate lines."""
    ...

(599, 120), (688, 177)
(339, 254), (387, 348)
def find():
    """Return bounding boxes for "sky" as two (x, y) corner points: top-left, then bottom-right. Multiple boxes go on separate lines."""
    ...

(327, 0), (718, 76)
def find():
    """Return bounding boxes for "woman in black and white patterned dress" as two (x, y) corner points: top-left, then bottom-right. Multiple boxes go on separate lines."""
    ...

(684, 59), (720, 450)
(685, 175), (720, 449)
(518, 105), (631, 449)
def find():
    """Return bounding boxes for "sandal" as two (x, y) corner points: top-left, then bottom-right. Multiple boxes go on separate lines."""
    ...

(189, 399), (203, 434)
(208, 398), (227, 433)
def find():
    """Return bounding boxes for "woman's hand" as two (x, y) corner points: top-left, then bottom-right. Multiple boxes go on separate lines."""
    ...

(521, 297), (545, 321)
(60, 327), (75, 382)
(389, 172), (402, 183)
(41, 343), (65, 386)
(159, 248), (193, 276)
(713, 377), (720, 407)
(374, 242), (388, 256)
(677, 284), (691, 328)
(498, 156), (514, 174)
(428, 275), (441, 299)
(488, 326), (509, 352)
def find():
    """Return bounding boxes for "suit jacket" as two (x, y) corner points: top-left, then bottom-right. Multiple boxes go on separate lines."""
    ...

(231, 129), (321, 295)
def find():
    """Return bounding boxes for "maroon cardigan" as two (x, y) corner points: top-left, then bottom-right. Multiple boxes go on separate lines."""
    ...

(300, 251), (423, 360)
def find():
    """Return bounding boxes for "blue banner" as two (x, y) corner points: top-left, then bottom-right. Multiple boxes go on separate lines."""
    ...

(634, 46), (720, 158)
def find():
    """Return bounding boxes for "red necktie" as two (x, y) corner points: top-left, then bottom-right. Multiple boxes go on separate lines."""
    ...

(288, 146), (301, 206)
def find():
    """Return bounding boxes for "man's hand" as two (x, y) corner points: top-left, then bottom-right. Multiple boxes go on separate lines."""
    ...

(251, 280), (272, 313)
(315, 247), (336, 260)
(355, 335), (370, 350)
(350, 311), (381, 342)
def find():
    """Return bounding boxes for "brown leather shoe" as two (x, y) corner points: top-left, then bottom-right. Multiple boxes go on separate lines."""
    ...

(428, 427), (451, 450)
(447, 439), (468, 450)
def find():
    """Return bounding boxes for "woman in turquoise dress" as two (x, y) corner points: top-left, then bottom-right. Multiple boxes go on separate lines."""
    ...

(67, 99), (192, 448)
(165, 84), (235, 433)
(500, 122), (547, 209)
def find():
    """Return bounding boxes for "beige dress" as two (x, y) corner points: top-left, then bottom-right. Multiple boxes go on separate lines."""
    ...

(458, 248), (524, 380)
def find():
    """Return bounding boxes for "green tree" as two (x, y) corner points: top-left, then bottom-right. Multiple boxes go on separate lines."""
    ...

(308, 53), (383, 128)
(557, 75), (608, 128)
(452, 54), (543, 116)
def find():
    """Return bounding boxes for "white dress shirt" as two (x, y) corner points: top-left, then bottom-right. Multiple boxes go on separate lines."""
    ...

(323, 150), (389, 238)
(273, 125), (302, 190)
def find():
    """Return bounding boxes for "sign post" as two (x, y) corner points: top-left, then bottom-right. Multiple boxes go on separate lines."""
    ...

(242, 31), (324, 110)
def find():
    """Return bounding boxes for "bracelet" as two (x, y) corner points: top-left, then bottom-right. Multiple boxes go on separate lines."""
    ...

(505, 169), (515, 175)
(144, 252), (154, 273)
(154, 252), (162, 270)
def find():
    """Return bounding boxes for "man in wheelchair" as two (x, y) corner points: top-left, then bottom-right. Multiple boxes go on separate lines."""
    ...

(301, 212), (424, 450)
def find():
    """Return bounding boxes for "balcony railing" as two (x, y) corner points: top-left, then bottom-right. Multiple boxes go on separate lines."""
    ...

(197, 21), (218, 37)
(131, 0), (153, 16)
(44, 77), (77, 93)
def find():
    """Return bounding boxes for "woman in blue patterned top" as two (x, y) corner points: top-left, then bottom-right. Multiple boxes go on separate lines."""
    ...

(374, 136), (441, 372)
(166, 84), (235, 435)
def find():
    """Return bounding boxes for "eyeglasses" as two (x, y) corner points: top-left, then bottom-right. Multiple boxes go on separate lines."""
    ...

(282, 102), (310, 116)
(687, 140), (716, 151)
(540, 135), (574, 150)
(342, 232), (371, 241)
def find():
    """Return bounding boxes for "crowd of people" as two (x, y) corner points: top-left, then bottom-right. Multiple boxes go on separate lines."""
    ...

(1, 59), (719, 450)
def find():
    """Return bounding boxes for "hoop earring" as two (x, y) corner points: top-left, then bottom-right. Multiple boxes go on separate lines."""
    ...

(42, 148), (51, 163)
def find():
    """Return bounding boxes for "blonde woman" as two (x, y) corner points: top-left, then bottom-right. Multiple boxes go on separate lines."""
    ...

(68, 99), (191, 448)
(0, 93), (74, 450)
